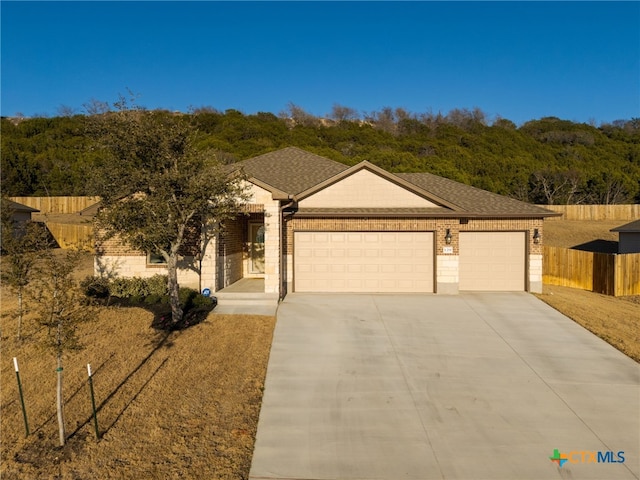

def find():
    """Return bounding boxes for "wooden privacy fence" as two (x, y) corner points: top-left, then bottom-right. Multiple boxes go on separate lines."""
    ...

(539, 204), (640, 221)
(543, 246), (640, 296)
(46, 223), (94, 252)
(9, 196), (100, 214)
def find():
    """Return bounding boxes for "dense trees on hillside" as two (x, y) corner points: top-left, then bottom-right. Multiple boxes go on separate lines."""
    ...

(2, 107), (639, 203)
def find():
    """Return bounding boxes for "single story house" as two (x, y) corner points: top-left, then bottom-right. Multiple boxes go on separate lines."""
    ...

(611, 219), (640, 254)
(96, 147), (559, 297)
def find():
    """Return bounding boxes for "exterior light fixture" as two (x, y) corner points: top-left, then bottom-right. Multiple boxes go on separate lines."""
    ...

(445, 228), (452, 245)
(533, 228), (541, 244)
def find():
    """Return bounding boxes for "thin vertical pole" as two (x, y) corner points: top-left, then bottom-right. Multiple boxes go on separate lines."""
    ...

(13, 357), (29, 437)
(87, 364), (100, 440)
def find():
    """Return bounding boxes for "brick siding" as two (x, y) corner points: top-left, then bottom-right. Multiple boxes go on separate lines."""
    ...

(285, 217), (543, 254)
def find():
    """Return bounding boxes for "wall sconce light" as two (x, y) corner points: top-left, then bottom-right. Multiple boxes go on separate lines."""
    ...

(533, 228), (540, 244)
(445, 228), (452, 245)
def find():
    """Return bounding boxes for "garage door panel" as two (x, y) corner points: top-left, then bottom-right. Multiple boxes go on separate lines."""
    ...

(459, 232), (525, 291)
(294, 231), (433, 293)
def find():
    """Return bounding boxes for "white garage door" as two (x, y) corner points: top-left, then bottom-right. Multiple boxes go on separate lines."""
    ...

(294, 232), (434, 293)
(459, 232), (526, 291)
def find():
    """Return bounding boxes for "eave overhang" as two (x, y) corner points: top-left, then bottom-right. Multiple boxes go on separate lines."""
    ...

(246, 176), (291, 201)
(293, 207), (557, 219)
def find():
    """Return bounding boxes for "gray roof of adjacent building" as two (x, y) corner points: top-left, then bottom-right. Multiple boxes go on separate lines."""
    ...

(5, 199), (39, 213)
(610, 219), (640, 233)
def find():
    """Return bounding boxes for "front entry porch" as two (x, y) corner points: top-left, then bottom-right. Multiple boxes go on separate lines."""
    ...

(213, 278), (278, 315)
(218, 277), (265, 293)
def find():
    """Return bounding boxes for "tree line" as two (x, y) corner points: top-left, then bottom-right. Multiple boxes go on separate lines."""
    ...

(2, 104), (639, 204)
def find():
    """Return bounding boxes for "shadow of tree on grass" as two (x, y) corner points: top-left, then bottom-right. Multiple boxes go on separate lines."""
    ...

(100, 296), (217, 332)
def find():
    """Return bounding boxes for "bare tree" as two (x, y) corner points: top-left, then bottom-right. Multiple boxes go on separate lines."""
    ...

(365, 107), (397, 134)
(279, 102), (319, 127)
(31, 250), (92, 446)
(530, 170), (583, 205)
(0, 198), (51, 339)
(56, 105), (78, 117)
(82, 98), (110, 116)
(329, 103), (359, 122)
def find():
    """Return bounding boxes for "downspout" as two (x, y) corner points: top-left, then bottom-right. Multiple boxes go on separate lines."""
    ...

(279, 195), (296, 301)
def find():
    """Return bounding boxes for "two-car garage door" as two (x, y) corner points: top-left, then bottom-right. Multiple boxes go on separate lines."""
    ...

(294, 232), (434, 293)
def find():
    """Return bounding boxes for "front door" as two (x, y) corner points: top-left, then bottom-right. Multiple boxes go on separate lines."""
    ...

(249, 223), (265, 274)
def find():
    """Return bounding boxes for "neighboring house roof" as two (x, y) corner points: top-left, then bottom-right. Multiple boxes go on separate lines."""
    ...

(78, 202), (101, 216)
(5, 199), (39, 213)
(237, 147), (558, 218)
(610, 219), (640, 233)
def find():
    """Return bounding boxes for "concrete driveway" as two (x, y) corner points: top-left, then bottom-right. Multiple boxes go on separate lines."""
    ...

(249, 293), (639, 480)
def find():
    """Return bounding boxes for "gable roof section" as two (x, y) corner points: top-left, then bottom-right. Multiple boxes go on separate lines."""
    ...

(611, 219), (640, 233)
(236, 147), (558, 218)
(234, 147), (349, 197)
(296, 160), (461, 211)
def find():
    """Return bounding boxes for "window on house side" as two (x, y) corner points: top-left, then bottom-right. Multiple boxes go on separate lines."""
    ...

(147, 252), (167, 265)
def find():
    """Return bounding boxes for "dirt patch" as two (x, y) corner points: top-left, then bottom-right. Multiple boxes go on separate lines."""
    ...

(1, 289), (276, 479)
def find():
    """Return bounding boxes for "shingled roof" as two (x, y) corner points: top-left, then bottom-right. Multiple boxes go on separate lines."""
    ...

(398, 172), (555, 217)
(610, 219), (640, 233)
(4, 199), (39, 213)
(237, 147), (557, 218)
(235, 147), (349, 196)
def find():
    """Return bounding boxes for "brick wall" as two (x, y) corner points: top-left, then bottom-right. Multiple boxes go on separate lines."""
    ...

(96, 222), (204, 257)
(286, 217), (544, 254)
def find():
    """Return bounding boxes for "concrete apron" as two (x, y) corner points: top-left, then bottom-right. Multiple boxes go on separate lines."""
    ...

(249, 293), (639, 480)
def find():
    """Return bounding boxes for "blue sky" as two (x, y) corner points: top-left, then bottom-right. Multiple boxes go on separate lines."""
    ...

(2, 1), (638, 125)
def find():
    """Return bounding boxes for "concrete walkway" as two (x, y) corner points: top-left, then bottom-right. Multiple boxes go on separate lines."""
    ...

(249, 293), (639, 480)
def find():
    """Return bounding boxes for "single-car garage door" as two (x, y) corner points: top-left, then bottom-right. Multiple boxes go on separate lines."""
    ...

(459, 232), (526, 291)
(294, 232), (434, 293)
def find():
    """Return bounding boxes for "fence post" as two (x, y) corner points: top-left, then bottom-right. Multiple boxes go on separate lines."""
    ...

(87, 364), (101, 440)
(13, 358), (30, 437)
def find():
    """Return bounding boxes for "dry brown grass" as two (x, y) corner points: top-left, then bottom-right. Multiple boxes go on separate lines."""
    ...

(1, 290), (275, 479)
(543, 219), (621, 251)
(540, 219), (640, 362)
(536, 285), (640, 362)
(2, 218), (637, 478)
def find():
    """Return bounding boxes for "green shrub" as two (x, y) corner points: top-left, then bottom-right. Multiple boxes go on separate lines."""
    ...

(179, 287), (198, 309)
(147, 275), (168, 296)
(109, 277), (151, 298)
(129, 294), (143, 305)
(144, 293), (164, 305)
(81, 276), (110, 298)
(82, 274), (209, 312)
(192, 294), (216, 308)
